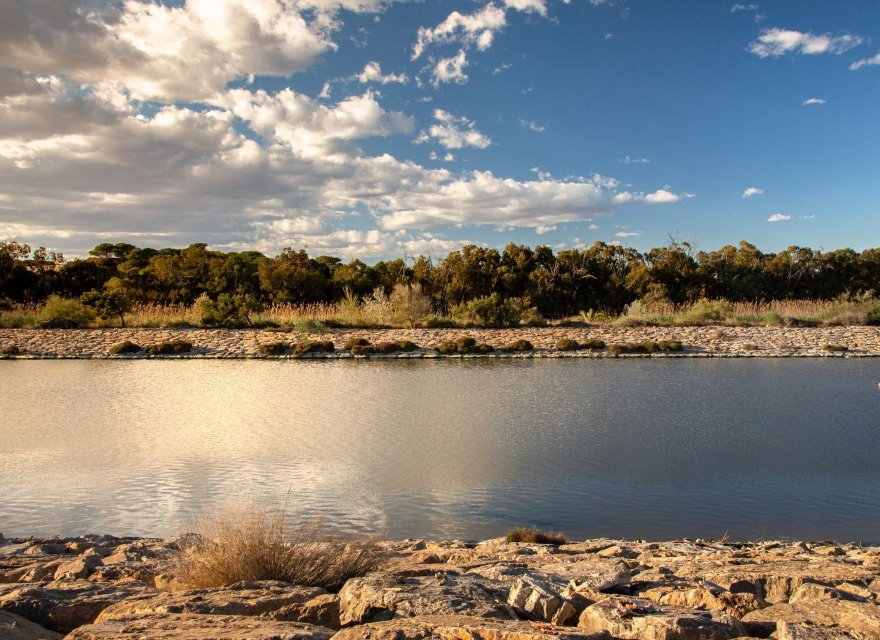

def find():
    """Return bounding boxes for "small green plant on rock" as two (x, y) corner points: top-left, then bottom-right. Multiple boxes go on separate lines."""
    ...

(292, 341), (334, 357)
(109, 340), (142, 355)
(258, 341), (290, 356)
(500, 339), (534, 352)
(436, 341), (457, 355)
(505, 527), (567, 545)
(555, 338), (580, 351)
(148, 340), (193, 355)
(1, 344), (21, 356)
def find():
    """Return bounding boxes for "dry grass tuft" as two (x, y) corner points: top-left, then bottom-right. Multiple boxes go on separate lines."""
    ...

(174, 500), (381, 591)
(505, 527), (567, 545)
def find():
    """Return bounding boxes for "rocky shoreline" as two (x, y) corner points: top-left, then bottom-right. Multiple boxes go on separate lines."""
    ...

(1, 326), (879, 359)
(1, 534), (878, 639)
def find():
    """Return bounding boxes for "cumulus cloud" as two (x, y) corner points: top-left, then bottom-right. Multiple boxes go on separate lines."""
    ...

(412, 4), (507, 60)
(502, 0), (548, 16)
(742, 187), (764, 198)
(518, 119), (546, 133)
(802, 97), (826, 105)
(614, 231), (640, 238)
(431, 50), (469, 86)
(643, 188), (680, 204)
(748, 28), (863, 58)
(355, 61), (408, 84)
(415, 110), (491, 150)
(767, 213), (791, 222)
(850, 52), (880, 71)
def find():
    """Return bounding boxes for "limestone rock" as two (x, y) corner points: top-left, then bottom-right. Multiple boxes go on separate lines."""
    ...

(53, 556), (102, 582)
(332, 614), (612, 640)
(338, 572), (514, 626)
(776, 621), (861, 640)
(0, 611), (62, 640)
(742, 600), (880, 639)
(261, 594), (341, 629)
(0, 579), (153, 633)
(96, 581), (326, 622)
(536, 560), (630, 592)
(64, 614), (335, 640)
(578, 596), (747, 640)
(658, 586), (765, 618)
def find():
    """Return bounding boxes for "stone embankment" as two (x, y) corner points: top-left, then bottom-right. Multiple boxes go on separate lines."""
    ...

(1, 534), (878, 639)
(1, 326), (879, 359)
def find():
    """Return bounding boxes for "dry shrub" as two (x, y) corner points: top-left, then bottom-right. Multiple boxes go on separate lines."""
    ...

(174, 501), (381, 591)
(505, 527), (567, 545)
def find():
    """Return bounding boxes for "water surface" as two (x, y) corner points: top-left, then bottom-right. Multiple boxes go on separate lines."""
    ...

(1, 359), (878, 541)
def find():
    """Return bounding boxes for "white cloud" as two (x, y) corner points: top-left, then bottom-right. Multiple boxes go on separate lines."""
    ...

(730, 3), (759, 12)
(415, 110), (491, 150)
(802, 97), (826, 105)
(619, 155), (650, 164)
(748, 28), (863, 58)
(767, 213), (791, 222)
(850, 52), (880, 71)
(742, 187), (764, 198)
(431, 50), (469, 86)
(614, 231), (640, 238)
(502, 0), (548, 16)
(519, 119), (546, 133)
(355, 61), (408, 84)
(412, 4), (507, 60)
(643, 188), (680, 204)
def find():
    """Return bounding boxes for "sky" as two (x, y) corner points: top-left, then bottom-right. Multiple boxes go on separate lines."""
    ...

(0, 0), (878, 259)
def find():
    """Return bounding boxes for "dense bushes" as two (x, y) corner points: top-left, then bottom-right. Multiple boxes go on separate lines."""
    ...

(500, 339), (534, 352)
(608, 340), (683, 354)
(505, 527), (567, 545)
(292, 341), (334, 356)
(147, 339), (193, 355)
(37, 295), (94, 328)
(554, 338), (605, 351)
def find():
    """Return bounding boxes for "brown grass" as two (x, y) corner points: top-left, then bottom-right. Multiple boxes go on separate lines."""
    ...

(505, 527), (567, 545)
(173, 500), (381, 591)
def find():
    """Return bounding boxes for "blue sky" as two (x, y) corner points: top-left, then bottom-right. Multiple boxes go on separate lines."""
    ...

(0, 0), (878, 258)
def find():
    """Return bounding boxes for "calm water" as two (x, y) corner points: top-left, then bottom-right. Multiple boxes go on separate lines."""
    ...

(1, 359), (879, 541)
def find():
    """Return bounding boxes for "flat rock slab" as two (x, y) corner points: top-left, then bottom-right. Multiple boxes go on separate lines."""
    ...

(742, 600), (880, 639)
(332, 615), (612, 640)
(338, 572), (514, 626)
(96, 581), (326, 622)
(0, 611), (62, 640)
(578, 596), (747, 640)
(64, 614), (334, 640)
(533, 560), (631, 592)
(0, 580), (153, 633)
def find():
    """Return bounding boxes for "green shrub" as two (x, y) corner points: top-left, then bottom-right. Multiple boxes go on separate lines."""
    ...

(505, 527), (567, 545)
(474, 343), (496, 354)
(148, 340), (193, 355)
(866, 300), (880, 326)
(373, 341), (401, 354)
(452, 293), (522, 328)
(581, 338), (606, 350)
(1, 344), (21, 356)
(292, 318), (329, 334)
(823, 344), (849, 353)
(258, 341), (290, 356)
(609, 340), (681, 354)
(397, 340), (418, 352)
(199, 294), (261, 328)
(436, 341), (457, 355)
(784, 317), (819, 328)
(679, 299), (733, 325)
(344, 337), (370, 350)
(109, 340), (142, 355)
(421, 316), (458, 328)
(520, 307), (547, 327)
(555, 338), (580, 351)
(38, 295), (95, 328)
(455, 336), (477, 353)
(656, 340), (683, 352)
(501, 339), (534, 352)
(292, 341), (334, 356)
(350, 344), (375, 355)
(761, 312), (784, 326)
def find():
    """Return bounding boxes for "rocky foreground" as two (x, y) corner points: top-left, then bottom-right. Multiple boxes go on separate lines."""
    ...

(1, 535), (878, 639)
(1, 326), (880, 359)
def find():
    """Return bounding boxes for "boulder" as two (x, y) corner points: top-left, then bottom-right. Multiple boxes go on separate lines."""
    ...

(508, 574), (575, 624)
(96, 581), (326, 622)
(658, 586), (765, 618)
(261, 594), (341, 629)
(0, 579), (153, 633)
(338, 572), (515, 626)
(332, 615), (612, 640)
(776, 621), (860, 640)
(578, 596), (747, 640)
(64, 614), (334, 640)
(536, 560), (631, 592)
(741, 599), (880, 639)
(0, 610), (62, 640)
(53, 556), (102, 582)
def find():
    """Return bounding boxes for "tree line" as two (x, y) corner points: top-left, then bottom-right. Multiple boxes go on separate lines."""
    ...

(2, 240), (879, 318)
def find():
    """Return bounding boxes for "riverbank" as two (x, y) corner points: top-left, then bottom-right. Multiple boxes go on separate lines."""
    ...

(1, 534), (877, 639)
(1, 326), (879, 359)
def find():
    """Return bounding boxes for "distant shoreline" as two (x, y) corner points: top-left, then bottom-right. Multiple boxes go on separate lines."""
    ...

(1, 326), (879, 359)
